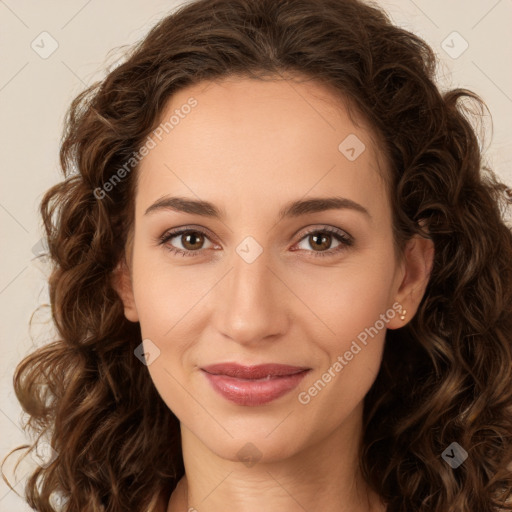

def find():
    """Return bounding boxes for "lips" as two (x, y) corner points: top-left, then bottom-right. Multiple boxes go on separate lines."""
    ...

(200, 363), (311, 406)
(201, 363), (310, 379)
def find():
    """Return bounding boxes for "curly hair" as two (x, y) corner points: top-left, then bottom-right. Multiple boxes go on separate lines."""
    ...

(3, 0), (512, 510)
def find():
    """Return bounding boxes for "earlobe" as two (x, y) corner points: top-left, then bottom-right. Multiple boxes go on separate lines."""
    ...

(111, 259), (139, 323)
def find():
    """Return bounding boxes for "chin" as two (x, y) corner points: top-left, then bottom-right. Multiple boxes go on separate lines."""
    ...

(193, 424), (306, 465)
(217, 437), (302, 465)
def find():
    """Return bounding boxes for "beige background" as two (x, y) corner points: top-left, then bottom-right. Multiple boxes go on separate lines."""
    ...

(1, 0), (511, 509)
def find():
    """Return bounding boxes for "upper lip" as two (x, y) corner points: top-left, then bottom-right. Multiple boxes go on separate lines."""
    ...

(201, 363), (311, 379)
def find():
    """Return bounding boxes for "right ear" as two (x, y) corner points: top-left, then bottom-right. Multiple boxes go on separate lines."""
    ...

(111, 258), (139, 322)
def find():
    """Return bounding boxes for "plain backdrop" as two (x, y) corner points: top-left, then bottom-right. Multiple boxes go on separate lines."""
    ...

(1, 0), (511, 509)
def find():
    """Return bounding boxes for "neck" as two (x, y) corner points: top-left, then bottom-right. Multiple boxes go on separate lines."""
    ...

(166, 403), (386, 512)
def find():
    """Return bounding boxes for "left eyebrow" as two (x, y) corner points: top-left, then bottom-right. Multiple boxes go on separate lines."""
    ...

(144, 195), (371, 221)
(278, 196), (371, 221)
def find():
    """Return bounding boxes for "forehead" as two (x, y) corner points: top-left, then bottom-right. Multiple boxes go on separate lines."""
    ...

(135, 76), (389, 218)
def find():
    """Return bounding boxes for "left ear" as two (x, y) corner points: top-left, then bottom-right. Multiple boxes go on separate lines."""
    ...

(387, 225), (435, 329)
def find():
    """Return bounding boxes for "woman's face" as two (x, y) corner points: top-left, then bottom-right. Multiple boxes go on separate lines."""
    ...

(115, 75), (431, 463)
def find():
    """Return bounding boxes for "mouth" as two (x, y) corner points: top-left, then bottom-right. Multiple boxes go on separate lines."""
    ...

(201, 363), (311, 379)
(200, 363), (311, 406)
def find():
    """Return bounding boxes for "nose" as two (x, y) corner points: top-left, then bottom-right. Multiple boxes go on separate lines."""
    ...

(212, 245), (290, 346)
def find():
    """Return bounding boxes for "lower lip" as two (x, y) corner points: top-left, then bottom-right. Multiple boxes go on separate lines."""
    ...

(202, 370), (310, 406)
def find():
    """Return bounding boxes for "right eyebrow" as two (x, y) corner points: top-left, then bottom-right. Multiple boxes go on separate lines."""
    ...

(144, 196), (223, 218)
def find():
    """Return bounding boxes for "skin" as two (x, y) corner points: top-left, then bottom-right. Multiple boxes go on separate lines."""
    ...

(113, 74), (434, 512)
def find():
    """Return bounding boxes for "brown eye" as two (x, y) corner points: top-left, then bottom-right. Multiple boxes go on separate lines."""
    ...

(308, 232), (333, 252)
(159, 228), (215, 257)
(180, 231), (205, 251)
(294, 227), (353, 258)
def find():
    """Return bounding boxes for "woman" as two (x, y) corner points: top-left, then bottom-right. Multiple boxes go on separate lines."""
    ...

(3, 0), (512, 510)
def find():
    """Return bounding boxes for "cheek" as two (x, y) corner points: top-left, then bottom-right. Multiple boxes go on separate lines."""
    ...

(130, 248), (210, 411)
(296, 286), (391, 433)
(293, 252), (396, 343)
(130, 243), (206, 337)
(130, 255), (198, 418)
(293, 248), (394, 404)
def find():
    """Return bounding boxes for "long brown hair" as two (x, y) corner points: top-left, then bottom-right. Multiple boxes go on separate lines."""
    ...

(3, 0), (512, 510)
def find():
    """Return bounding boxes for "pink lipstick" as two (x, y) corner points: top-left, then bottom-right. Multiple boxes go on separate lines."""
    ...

(201, 363), (311, 406)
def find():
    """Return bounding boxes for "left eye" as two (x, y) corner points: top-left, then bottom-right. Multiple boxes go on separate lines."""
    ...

(293, 228), (353, 257)
(158, 226), (353, 258)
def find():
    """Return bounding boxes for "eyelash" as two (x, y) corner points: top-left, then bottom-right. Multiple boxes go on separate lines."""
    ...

(157, 226), (353, 259)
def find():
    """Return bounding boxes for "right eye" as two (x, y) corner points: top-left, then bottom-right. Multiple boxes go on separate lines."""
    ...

(159, 228), (217, 257)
